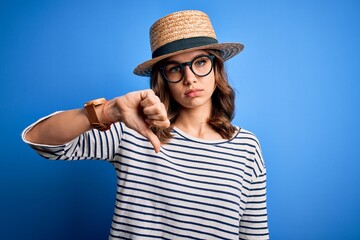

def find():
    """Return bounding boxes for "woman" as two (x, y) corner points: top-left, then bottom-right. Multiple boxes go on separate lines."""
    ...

(23, 10), (269, 240)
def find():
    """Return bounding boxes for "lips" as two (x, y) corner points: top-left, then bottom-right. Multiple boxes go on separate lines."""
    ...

(185, 88), (203, 97)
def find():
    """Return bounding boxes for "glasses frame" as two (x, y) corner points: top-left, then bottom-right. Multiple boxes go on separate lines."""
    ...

(159, 54), (216, 83)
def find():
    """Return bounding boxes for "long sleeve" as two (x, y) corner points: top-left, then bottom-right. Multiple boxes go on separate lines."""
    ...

(22, 112), (122, 161)
(239, 172), (269, 239)
(239, 134), (269, 239)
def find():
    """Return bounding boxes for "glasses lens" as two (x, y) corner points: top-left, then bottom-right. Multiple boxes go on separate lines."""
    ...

(191, 55), (213, 77)
(163, 62), (183, 82)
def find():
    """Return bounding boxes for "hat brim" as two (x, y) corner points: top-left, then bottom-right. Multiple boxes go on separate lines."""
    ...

(133, 42), (244, 77)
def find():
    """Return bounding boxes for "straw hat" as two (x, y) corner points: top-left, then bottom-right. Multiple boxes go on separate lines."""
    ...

(133, 10), (244, 76)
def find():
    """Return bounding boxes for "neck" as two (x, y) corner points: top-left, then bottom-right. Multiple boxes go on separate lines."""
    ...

(173, 107), (222, 140)
(176, 109), (209, 129)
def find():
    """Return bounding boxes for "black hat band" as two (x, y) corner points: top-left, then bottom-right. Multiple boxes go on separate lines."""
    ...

(152, 36), (218, 58)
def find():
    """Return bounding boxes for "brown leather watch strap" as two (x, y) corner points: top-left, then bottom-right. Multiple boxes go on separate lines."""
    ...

(84, 98), (111, 131)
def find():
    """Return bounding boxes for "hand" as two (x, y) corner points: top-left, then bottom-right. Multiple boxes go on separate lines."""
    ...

(115, 89), (170, 153)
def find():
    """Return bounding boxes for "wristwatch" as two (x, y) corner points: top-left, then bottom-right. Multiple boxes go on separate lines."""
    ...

(84, 98), (111, 131)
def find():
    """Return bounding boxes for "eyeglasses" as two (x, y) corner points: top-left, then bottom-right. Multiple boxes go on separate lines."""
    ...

(160, 54), (215, 83)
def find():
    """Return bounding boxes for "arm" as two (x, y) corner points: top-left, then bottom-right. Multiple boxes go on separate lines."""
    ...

(24, 89), (170, 153)
(239, 134), (269, 239)
(239, 173), (269, 239)
(25, 108), (92, 145)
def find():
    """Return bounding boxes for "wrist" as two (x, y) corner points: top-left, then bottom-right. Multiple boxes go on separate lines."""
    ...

(102, 98), (122, 124)
(84, 98), (111, 131)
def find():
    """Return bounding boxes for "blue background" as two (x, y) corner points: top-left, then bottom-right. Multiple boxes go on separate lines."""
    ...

(1, 0), (359, 239)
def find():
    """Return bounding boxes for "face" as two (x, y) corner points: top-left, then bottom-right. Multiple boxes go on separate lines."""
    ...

(163, 50), (216, 111)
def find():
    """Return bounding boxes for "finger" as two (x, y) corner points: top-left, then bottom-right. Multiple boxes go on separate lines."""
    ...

(140, 90), (160, 109)
(140, 98), (155, 108)
(144, 110), (169, 128)
(145, 118), (171, 129)
(140, 89), (156, 104)
(145, 113), (169, 122)
(143, 102), (165, 115)
(139, 128), (161, 153)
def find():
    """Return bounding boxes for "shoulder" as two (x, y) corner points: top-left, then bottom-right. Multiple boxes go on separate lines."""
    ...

(232, 126), (262, 149)
(232, 126), (266, 173)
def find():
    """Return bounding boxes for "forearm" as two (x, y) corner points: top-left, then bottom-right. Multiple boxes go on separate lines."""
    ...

(24, 108), (92, 145)
(24, 98), (121, 145)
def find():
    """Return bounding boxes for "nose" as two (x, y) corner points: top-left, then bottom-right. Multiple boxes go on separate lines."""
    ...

(182, 65), (197, 85)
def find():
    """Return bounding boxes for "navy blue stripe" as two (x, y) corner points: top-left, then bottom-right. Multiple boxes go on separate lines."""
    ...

(72, 136), (80, 157)
(172, 129), (259, 147)
(254, 155), (262, 175)
(246, 199), (267, 204)
(112, 123), (121, 146)
(97, 130), (103, 158)
(108, 232), (131, 240)
(115, 192), (238, 221)
(115, 167), (241, 200)
(115, 198), (238, 229)
(114, 207), (237, 236)
(113, 212), (235, 239)
(103, 131), (110, 159)
(124, 129), (255, 161)
(122, 128), (258, 166)
(249, 185), (266, 192)
(110, 227), (172, 240)
(161, 147), (254, 175)
(216, 144), (256, 155)
(227, 135), (258, 146)
(240, 219), (268, 224)
(116, 181), (239, 213)
(116, 161), (244, 195)
(115, 151), (250, 187)
(240, 225), (268, 230)
(255, 147), (265, 170)
(243, 213), (268, 217)
(244, 206), (267, 211)
(50, 148), (66, 154)
(252, 175), (266, 184)
(109, 127), (115, 159)
(91, 130), (97, 157)
(118, 143), (253, 180)
(236, 130), (261, 145)
(111, 222), (204, 240)
(248, 193), (267, 198)
(239, 231), (269, 236)
(124, 132), (255, 167)
(87, 130), (91, 157)
(162, 142), (255, 165)
(171, 134), (256, 148)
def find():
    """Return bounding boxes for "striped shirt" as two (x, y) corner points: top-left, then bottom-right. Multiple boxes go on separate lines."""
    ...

(22, 114), (269, 240)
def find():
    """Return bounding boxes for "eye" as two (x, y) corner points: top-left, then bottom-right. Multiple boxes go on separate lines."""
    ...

(168, 65), (182, 73)
(164, 61), (183, 74)
(193, 57), (208, 67)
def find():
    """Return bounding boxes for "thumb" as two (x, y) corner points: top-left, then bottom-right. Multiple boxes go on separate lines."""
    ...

(139, 128), (161, 153)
